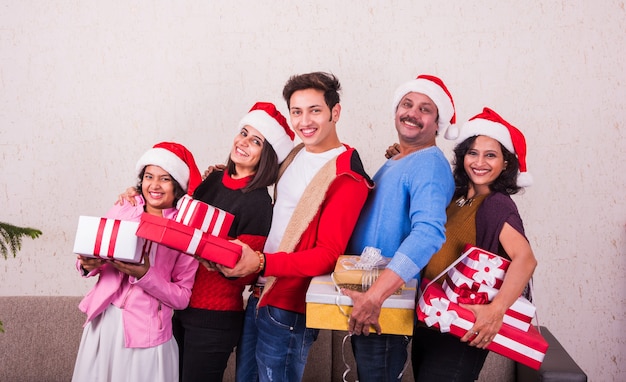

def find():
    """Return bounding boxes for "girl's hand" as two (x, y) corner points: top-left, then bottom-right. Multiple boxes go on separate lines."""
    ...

(203, 164), (226, 180)
(115, 187), (140, 206)
(459, 302), (505, 349)
(385, 143), (400, 159)
(77, 255), (105, 273)
(193, 255), (218, 271)
(110, 254), (150, 279)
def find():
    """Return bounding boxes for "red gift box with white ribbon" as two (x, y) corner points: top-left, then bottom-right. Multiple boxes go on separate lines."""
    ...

(442, 266), (536, 331)
(454, 246), (510, 289)
(417, 280), (548, 370)
(73, 216), (145, 263)
(175, 195), (234, 238)
(136, 213), (242, 268)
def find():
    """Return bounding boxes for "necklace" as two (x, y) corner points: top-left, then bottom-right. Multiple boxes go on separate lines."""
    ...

(455, 196), (475, 207)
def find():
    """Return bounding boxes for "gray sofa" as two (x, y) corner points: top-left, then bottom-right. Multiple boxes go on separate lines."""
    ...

(0, 296), (586, 382)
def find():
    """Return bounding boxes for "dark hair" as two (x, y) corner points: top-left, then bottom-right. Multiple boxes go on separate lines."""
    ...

(452, 135), (521, 198)
(136, 167), (187, 206)
(225, 140), (280, 193)
(282, 72), (341, 112)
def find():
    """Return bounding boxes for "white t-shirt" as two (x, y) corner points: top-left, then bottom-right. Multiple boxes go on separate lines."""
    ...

(263, 145), (346, 254)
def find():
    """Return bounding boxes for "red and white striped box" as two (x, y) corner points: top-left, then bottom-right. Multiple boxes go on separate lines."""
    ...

(417, 280), (548, 370)
(454, 246), (510, 289)
(136, 213), (242, 268)
(442, 266), (536, 331)
(73, 216), (144, 263)
(176, 195), (234, 238)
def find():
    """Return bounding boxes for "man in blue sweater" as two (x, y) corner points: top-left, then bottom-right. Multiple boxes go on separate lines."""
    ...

(344, 75), (456, 381)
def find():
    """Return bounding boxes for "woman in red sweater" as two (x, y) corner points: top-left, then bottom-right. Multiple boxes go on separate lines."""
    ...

(175, 102), (294, 382)
(120, 102), (294, 382)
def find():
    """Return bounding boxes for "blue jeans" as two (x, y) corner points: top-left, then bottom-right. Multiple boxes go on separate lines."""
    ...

(255, 305), (318, 382)
(351, 333), (411, 382)
(236, 294), (259, 382)
(412, 325), (488, 382)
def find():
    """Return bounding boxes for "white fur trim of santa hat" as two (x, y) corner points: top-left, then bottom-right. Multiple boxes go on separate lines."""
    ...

(135, 147), (190, 191)
(392, 75), (456, 137)
(238, 103), (294, 163)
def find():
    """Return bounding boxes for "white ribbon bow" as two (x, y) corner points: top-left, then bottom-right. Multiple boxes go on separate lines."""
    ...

(468, 253), (505, 286)
(340, 246), (387, 270)
(422, 297), (459, 333)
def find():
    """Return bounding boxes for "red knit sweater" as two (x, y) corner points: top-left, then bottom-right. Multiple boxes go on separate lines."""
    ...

(189, 171), (272, 311)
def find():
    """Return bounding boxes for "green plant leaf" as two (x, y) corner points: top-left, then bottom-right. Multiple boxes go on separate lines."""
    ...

(0, 222), (42, 260)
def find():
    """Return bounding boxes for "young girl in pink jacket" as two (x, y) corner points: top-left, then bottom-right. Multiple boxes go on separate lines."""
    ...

(72, 142), (200, 382)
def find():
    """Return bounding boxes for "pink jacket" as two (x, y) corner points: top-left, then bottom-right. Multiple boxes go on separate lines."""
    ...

(77, 196), (198, 348)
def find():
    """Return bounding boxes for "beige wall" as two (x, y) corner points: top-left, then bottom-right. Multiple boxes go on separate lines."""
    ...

(1, 1), (624, 380)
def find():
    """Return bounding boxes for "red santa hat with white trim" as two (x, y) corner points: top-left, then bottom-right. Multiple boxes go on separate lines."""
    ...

(237, 102), (295, 163)
(135, 141), (202, 195)
(392, 74), (456, 138)
(450, 107), (533, 187)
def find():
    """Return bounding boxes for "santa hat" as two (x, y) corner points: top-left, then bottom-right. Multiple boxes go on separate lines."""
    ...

(135, 141), (202, 195)
(455, 107), (533, 187)
(237, 102), (295, 163)
(392, 74), (456, 137)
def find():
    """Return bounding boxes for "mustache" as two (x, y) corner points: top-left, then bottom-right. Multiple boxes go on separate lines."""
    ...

(400, 116), (423, 129)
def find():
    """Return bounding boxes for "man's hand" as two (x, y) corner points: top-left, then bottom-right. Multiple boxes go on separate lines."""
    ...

(203, 164), (227, 180)
(341, 269), (405, 336)
(115, 187), (140, 206)
(341, 289), (383, 335)
(214, 240), (259, 278)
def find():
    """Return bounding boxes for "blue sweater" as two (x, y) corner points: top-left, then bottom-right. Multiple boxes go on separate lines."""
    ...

(348, 146), (454, 282)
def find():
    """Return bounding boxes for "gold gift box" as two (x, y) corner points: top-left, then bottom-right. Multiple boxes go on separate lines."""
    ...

(305, 274), (417, 335)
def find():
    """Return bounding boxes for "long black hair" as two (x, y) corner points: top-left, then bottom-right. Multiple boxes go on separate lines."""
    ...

(452, 135), (521, 199)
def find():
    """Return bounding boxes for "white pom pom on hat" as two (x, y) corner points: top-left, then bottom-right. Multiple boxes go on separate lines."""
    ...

(237, 102), (295, 163)
(453, 107), (533, 187)
(392, 74), (456, 138)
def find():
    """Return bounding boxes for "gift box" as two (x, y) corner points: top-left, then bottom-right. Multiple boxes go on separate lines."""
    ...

(443, 266), (535, 331)
(73, 216), (145, 263)
(417, 280), (548, 370)
(136, 213), (242, 268)
(331, 255), (377, 290)
(305, 274), (416, 335)
(175, 195), (234, 238)
(454, 246), (510, 289)
(331, 254), (399, 293)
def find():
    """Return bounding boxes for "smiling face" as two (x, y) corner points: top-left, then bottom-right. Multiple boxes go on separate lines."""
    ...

(463, 135), (508, 196)
(288, 88), (341, 153)
(141, 165), (176, 215)
(230, 125), (265, 178)
(394, 92), (439, 151)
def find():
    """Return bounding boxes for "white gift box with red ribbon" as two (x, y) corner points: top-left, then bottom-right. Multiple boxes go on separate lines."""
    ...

(175, 195), (234, 238)
(417, 281), (548, 370)
(73, 216), (144, 263)
(442, 266), (536, 331)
